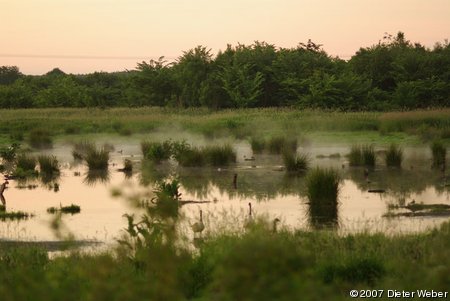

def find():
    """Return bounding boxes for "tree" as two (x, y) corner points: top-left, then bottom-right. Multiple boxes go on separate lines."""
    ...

(0, 66), (22, 85)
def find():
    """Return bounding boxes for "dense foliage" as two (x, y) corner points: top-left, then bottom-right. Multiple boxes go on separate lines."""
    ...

(1, 32), (449, 110)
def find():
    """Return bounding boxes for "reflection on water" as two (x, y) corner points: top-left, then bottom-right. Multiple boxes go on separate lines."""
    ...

(0, 139), (449, 244)
(83, 170), (111, 186)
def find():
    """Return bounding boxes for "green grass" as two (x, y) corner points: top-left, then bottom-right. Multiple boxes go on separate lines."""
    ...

(13, 154), (38, 178)
(2, 220), (450, 300)
(385, 144), (403, 167)
(0, 108), (449, 148)
(250, 137), (266, 154)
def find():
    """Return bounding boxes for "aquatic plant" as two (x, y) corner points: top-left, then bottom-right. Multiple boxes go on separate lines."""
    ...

(283, 151), (309, 173)
(121, 159), (133, 172)
(431, 140), (446, 169)
(203, 145), (236, 166)
(85, 147), (109, 170)
(349, 144), (376, 166)
(141, 141), (172, 163)
(385, 144), (403, 167)
(268, 136), (297, 154)
(28, 129), (52, 149)
(175, 147), (205, 167)
(38, 155), (60, 174)
(250, 137), (266, 154)
(306, 168), (341, 228)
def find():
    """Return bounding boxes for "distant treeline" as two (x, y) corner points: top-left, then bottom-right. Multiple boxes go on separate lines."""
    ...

(1, 32), (449, 110)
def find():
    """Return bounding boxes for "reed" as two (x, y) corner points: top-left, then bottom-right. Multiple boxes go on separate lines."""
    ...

(283, 151), (309, 173)
(38, 155), (60, 174)
(431, 140), (446, 168)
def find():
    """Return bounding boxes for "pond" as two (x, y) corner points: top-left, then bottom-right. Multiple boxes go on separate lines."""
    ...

(1, 133), (449, 248)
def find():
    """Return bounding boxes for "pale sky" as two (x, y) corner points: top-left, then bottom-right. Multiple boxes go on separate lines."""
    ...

(1, 0), (449, 75)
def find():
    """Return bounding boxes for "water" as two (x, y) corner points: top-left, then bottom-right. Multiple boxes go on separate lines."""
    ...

(1, 136), (449, 246)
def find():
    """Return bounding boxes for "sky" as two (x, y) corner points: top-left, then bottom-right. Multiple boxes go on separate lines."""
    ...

(1, 0), (449, 75)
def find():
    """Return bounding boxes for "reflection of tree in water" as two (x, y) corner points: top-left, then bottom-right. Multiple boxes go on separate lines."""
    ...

(83, 170), (111, 186)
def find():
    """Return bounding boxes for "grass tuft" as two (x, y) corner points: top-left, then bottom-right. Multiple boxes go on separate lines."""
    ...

(38, 155), (60, 174)
(283, 151), (309, 173)
(385, 144), (403, 167)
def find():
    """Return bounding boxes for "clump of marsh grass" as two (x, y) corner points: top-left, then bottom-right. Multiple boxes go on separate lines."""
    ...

(0, 205), (5, 212)
(306, 168), (341, 229)
(72, 141), (95, 160)
(175, 147), (205, 167)
(385, 144), (403, 167)
(47, 204), (81, 215)
(38, 155), (60, 174)
(268, 136), (297, 154)
(28, 129), (53, 149)
(203, 145), (236, 166)
(431, 140), (446, 169)
(250, 137), (266, 154)
(141, 141), (172, 163)
(85, 147), (109, 170)
(283, 151), (309, 173)
(349, 144), (376, 167)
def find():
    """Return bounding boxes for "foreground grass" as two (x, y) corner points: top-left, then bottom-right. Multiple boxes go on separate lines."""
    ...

(0, 108), (449, 146)
(0, 221), (449, 300)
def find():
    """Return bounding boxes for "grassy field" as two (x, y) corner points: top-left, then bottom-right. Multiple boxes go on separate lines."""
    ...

(0, 220), (449, 300)
(0, 107), (449, 146)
